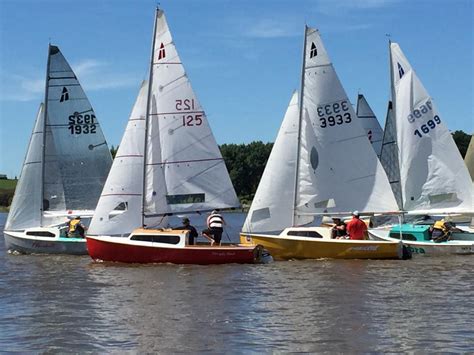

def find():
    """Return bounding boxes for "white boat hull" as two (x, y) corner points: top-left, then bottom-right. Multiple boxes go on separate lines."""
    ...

(3, 228), (87, 255)
(368, 229), (474, 256)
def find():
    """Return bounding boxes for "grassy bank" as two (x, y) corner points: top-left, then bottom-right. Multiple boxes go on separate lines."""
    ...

(0, 179), (16, 211)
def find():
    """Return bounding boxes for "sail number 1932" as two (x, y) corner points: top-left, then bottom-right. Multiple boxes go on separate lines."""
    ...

(68, 114), (97, 135)
(175, 99), (202, 127)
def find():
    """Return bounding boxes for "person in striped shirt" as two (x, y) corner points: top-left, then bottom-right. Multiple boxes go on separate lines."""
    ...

(202, 210), (226, 246)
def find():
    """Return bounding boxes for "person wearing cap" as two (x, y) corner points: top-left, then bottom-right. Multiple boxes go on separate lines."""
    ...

(331, 217), (347, 239)
(346, 211), (367, 240)
(173, 217), (198, 245)
(202, 210), (226, 246)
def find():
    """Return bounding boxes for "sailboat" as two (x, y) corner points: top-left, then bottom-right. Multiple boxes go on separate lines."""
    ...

(86, 9), (264, 264)
(356, 94), (384, 157)
(240, 26), (410, 260)
(4, 45), (113, 254)
(368, 42), (474, 255)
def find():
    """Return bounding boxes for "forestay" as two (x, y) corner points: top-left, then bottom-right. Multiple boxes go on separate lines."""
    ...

(88, 82), (148, 236)
(390, 42), (472, 212)
(356, 94), (384, 157)
(44, 45), (112, 213)
(243, 92), (312, 233)
(295, 27), (398, 220)
(5, 105), (45, 231)
(144, 10), (240, 217)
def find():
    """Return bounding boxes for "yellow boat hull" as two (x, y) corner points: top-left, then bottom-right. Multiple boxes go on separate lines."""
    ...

(240, 233), (407, 260)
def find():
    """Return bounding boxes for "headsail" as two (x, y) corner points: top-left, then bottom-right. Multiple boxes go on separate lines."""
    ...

(43, 45), (112, 214)
(379, 101), (403, 209)
(143, 10), (240, 218)
(295, 27), (399, 221)
(356, 94), (384, 157)
(5, 105), (45, 231)
(389, 42), (472, 212)
(243, 92), (308, 233)
(88, 82), (148, 236)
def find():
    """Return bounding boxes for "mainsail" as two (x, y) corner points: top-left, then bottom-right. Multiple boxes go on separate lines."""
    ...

(356, 94), (384, 157)
(43, 45), (112, 215)
(389, 42), (472, 212)
(295, 27), (398, 222)
(144, 9), (240, 218)
(5, 105), (45, 231)
(6, 45), (112, 230)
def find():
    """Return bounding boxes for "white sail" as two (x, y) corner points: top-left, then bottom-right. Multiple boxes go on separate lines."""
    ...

(356, 94), (384, 157)
(243, 92), (309, 233)
(144, 10), (240, 218)
(379, 101), (403, 209)
(44, 45), (112, 214)
(295, 27), (399, 219)
(88, 82), (148, 236)
(5, 105), (45, 231)
(390, 42), (472, 212)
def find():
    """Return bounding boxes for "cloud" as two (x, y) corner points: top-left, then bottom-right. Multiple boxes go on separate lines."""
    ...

(316, 0), (402, 15)
(0, 59), (138, 102)
(243, 19), (300, 39)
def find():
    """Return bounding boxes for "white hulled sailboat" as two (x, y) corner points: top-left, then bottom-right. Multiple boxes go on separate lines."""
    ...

(4, 45), (112, 254)
(369, 42), (474, 255)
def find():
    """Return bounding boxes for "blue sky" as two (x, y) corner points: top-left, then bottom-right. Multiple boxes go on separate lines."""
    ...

(0, 0), (472, 177)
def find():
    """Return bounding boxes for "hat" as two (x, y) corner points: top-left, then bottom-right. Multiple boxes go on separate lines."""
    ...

(211, 210), (218, 214)
(352, 211), (360, 217)
(182, 217), (190, 224)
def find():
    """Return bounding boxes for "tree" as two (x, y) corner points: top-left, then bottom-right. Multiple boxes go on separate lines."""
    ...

(452, 130), (472, 158)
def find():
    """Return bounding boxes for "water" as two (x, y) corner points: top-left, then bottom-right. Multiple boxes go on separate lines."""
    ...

(1, 212), (473, 352)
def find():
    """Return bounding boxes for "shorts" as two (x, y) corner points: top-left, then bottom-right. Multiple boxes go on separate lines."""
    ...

(203, 227), (223, 244)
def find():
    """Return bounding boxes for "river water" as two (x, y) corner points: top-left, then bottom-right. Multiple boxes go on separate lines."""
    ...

(1, 212), (473, 352)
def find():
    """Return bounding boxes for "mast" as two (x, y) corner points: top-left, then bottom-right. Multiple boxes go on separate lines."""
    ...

(40, 43), (52, 227)
(141, 7), (159, 227)
(292, 25), (308, 226)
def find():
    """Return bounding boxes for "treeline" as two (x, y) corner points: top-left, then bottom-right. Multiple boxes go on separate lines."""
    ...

(0, 130), (471, 210)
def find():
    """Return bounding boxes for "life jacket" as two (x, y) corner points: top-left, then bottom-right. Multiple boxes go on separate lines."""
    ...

(208, 214), (223, 229)
(69, 219), (80, 232)
(433, 220), (448, 233)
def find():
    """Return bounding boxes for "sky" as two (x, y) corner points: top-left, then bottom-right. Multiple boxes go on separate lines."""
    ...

(0, 0), (472, 177)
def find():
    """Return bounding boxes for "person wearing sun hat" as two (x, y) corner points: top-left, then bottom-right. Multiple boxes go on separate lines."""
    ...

(346, 211), (367, 240)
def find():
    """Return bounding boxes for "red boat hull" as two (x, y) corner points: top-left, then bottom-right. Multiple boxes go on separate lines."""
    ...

(86, 236), (258, 264)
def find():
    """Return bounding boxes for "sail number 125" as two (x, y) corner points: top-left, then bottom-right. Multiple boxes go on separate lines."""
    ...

(176, 99), (202, 127)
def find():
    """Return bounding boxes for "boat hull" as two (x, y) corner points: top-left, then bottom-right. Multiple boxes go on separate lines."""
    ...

(86, 236), (259, 264)
(3, 230), (87, 255)
(368, 229), (474, 256)
(240, 233), (408, 260)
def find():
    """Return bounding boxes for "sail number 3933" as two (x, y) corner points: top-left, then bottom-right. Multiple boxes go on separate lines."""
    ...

(68, 114), (97, 135)
(176, 99), (202, 127)
(317, 101), (352, 128)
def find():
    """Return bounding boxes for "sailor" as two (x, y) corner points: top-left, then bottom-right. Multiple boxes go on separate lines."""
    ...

(430, 219), (450, 242)
(346, 211), (367, 240)
(173, 217), (198, 245)
(331, 217), (347, 239)
(67, 216), (86, 238)
(202, 210), (226, 246)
